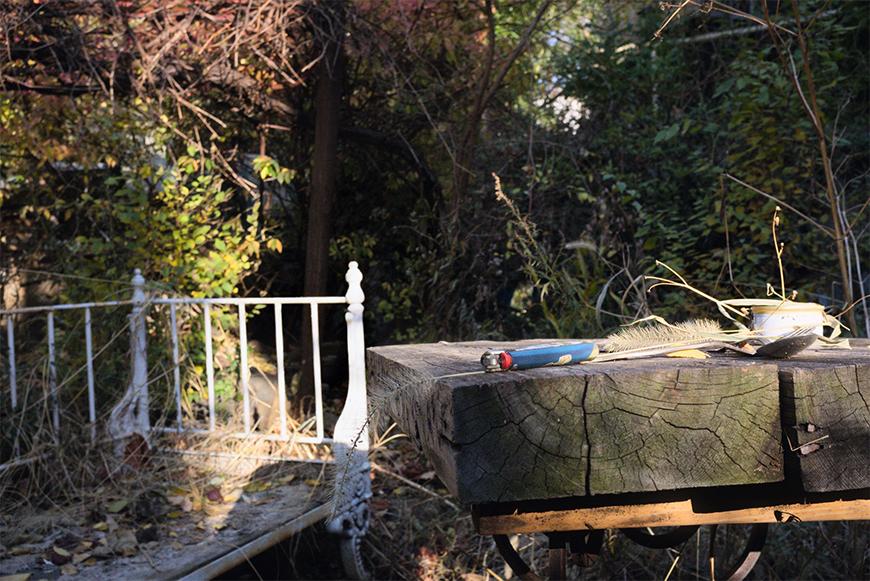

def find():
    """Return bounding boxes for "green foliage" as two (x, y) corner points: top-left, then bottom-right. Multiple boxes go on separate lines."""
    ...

(252, 155), (294, 185)
(0, 94), (272, 427)
(543, 2), (869, 328)
(1, 1), (868, 362)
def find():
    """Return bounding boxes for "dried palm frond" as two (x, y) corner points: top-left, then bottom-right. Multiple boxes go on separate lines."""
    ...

(604, 317), (738, 353)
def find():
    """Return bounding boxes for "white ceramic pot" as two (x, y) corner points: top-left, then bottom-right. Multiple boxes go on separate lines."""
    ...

(751, 302), (826, 337)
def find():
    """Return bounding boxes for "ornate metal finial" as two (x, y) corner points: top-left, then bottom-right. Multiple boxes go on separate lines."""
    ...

(345, 261), (364, 306)
(131, 269), (146, 304)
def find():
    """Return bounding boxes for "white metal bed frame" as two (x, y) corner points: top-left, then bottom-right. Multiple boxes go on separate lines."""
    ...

(1, 261), (371, 578)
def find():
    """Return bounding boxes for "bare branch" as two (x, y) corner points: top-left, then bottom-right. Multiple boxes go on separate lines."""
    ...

(723, 174), (834, 238)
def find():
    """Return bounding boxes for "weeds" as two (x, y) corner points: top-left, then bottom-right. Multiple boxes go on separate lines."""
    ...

(356, 437), (869, 580)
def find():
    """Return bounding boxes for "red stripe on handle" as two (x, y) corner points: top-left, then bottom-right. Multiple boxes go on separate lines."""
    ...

(499, 351), (513, 370)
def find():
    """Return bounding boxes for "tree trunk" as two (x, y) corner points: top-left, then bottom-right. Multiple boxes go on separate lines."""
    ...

(301, 17), (344, 398)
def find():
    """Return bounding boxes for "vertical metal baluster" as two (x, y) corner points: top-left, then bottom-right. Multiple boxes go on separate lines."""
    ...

(326, 261), (370, 559)
(310, 302), (324, 441)
(170, 304), (182, 432)
(7, 316), (17, 411)
(274, 303), (288, 439)
(238, 304), (251, 434)
(47, 311), (59, 435)
(84, 307), (96, 442)
(204, 303), (216, 431)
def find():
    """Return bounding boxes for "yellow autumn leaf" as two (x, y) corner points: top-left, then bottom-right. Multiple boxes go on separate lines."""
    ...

(666, 349), (709, 359)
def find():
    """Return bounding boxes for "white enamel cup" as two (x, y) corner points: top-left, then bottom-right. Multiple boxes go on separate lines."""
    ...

(751, 302), (826, 337)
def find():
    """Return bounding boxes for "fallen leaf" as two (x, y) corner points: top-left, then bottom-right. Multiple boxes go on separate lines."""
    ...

(106, 499), (129, 514)
(82, 558), (97, 566)
(243, 481), (271, 493)
(166, 511), (184, 519)
(74, 541), (93, 552)
(0, 574), (31, 581)
(92, 522), (108, 532)
(666, 349), (709, 359)
(418, 471), (436, 481)
(208, 477), (223, 486)
(59, 564), (78, 576)
(166, 495), (186, 506)
(12, 534), (40, 545)
(168, 531), (178, 538)
(72, 551), (92, 564)
(9, 545), (35, 556)
(224, 488), (243, 503)
(303, 479), (320, 487)
(46, 546), (71, 565)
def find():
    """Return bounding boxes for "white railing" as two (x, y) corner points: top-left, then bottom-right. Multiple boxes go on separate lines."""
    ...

(0, 261), (370, 469)
(150, 296), (347, 444)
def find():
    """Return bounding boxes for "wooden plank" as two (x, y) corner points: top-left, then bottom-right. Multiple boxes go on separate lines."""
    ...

(368, 341), (784, 504)
(777, 348), (870, 492)
(177, 503), (332, 581)
(0, 482), (327, 581)
(475, 497), (870, 534)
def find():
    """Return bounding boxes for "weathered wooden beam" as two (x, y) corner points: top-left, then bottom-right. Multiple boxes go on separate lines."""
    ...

(475, 497), (870, 534)
(368, 341), (786, 504)
(778, 353), (870, 492)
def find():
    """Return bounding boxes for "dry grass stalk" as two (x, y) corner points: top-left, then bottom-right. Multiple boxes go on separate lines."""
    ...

(604, 318), (731, 352)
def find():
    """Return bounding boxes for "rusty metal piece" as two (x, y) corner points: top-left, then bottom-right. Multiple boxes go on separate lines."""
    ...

(494, 531), (604, 580)
(708, 523), (768, 581)
(493, 535), (542, 581)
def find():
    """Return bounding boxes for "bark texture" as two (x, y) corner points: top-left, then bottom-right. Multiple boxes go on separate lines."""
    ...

(301, 5), (345, 395)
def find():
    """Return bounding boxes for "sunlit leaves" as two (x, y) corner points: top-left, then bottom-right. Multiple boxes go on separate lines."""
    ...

(252, 155), (294, 184)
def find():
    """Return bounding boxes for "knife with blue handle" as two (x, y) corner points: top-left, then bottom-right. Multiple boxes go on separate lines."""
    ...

(480, 342), (599, 372)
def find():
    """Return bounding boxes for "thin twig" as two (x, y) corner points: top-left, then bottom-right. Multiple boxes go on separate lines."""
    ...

(724, 174), (834, 237)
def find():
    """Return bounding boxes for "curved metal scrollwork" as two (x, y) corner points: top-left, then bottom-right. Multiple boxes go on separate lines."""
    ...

(493, 535), (542, 581)
(708, 523), (768, 581)
(620, 525), (700, 549)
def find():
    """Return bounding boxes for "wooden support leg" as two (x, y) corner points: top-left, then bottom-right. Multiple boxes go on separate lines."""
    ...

(547, 548), (567, 580)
